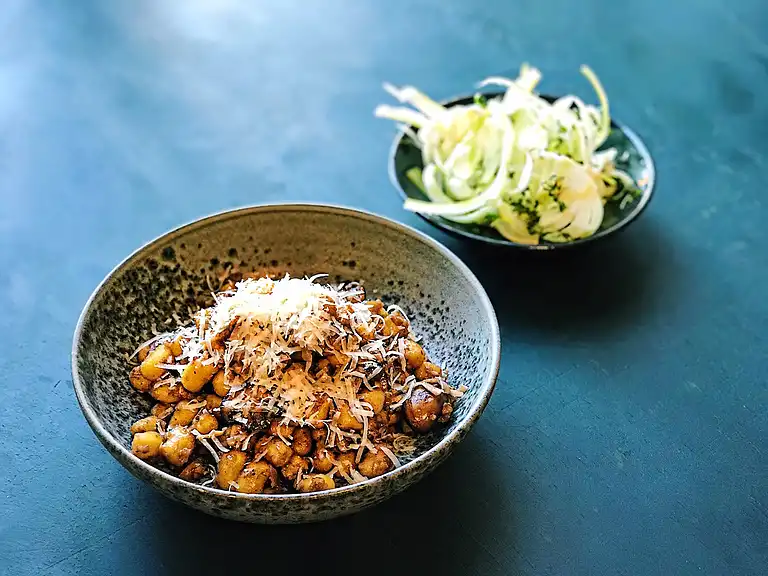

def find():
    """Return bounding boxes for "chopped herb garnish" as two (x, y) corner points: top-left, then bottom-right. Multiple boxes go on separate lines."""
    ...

(473, 93), (488, 107)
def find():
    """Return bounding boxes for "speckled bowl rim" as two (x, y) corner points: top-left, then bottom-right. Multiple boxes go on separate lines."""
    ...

(71, 203), (501, 504)
(387, 91), (656, 250)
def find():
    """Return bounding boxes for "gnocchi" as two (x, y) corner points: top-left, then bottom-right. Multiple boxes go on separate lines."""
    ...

(125, 274), (462, 493)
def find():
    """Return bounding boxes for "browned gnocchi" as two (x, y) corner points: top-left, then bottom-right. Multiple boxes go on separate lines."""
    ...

(127, 274), (463, 493)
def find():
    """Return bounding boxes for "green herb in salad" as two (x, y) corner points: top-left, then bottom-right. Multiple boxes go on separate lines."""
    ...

(375, 64), (639, 244)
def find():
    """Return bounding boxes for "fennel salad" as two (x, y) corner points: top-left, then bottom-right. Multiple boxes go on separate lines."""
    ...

(375, 65), (639, 245)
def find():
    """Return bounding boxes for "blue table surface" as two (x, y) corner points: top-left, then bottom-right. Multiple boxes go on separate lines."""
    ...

(1, 1), (766, 574)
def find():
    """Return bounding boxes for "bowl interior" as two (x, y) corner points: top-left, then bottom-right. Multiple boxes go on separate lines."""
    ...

(390, 92), (655, 249)
(74, 205), (498, 497)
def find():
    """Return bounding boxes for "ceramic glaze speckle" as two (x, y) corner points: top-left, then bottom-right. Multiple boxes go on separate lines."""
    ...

(72, 204), (500, 523)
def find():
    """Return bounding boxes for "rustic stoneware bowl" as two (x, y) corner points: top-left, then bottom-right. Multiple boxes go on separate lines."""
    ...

(72, 204), (500, 523)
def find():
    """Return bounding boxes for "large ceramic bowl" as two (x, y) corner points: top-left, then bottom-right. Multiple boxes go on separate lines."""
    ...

(72, 204), (500, 523)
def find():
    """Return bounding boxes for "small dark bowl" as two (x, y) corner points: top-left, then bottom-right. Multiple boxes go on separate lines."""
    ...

(389, 91), (655, 250)
(72, 204), (500, 523)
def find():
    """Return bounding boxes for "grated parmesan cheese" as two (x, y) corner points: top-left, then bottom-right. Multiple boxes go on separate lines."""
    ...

(144, 274), (464, 485)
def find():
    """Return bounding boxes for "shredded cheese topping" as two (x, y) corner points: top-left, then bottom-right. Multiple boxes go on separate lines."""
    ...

(156, 274), (458, 466)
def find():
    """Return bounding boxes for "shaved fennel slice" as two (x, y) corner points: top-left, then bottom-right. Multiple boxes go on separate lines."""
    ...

(407, 166), (491, 226)
(512, 152), (535, 194)
(541, 155), (604, 238)
(580, 65), (610, 147)
(591, 148), (617, 171)
(412, 165), (452, 204)
(478, 64), (541, 94)
(374, 105), (429, 129)
(403, 111), (516, 216)
(477, 76), (517, 89)
(537, 205), (574, 232)
(516, 63), (543, 92)
(561, 193), (604, 238)
(383, 83), (447, 119)
(493, 205), (539, 244)
(443, 205), (496, 224)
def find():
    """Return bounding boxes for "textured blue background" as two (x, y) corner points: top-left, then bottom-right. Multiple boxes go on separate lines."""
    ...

(0, 0), (766, 574)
